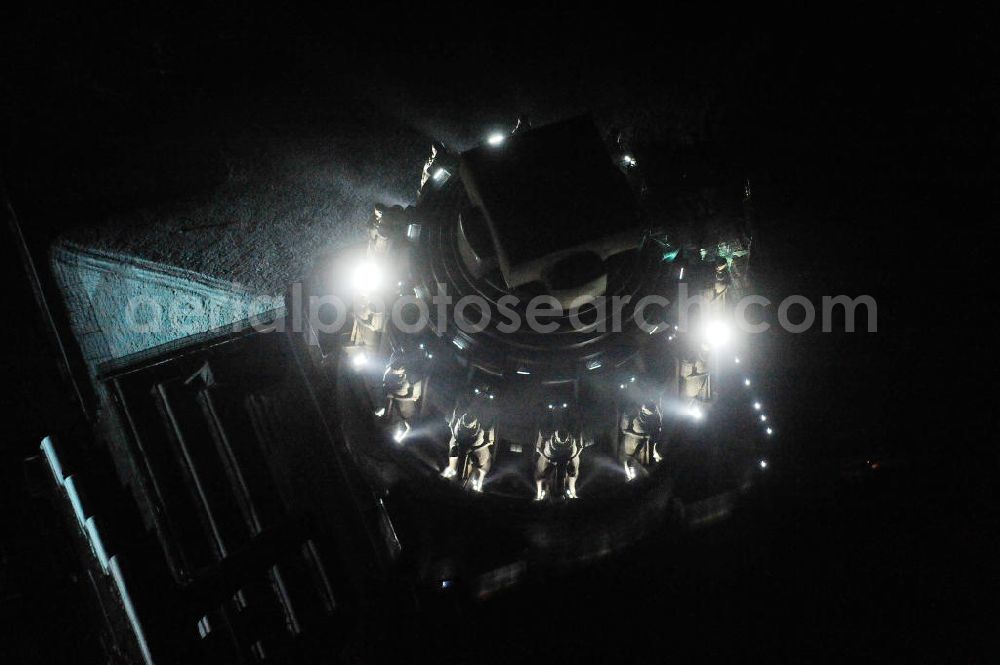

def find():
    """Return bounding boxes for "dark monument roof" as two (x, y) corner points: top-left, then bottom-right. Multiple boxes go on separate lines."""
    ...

(459, 116), (639, 276)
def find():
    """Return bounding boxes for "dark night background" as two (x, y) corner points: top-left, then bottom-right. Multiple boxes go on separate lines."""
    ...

(1, 2), (998, 663)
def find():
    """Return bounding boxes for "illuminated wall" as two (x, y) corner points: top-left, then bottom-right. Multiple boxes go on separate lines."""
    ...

(51, 241), (280, 374)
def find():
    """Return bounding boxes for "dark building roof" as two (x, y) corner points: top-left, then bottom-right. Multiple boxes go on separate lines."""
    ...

(459, 116), (639, 287)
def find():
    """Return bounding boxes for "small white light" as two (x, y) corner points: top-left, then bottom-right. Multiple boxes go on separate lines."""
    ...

(351, 260), (382, 293)
(734, 356), (741, 364)
(622, 154), (637, 167)
(744, 378), (751, 387)
(668, 335), (675, 341)
(474, 388), (481, 395)
(620, 384), (626, 389)
(760, 414), (767, 422)
(489, 394), (495, 400)
(562, 403), (568, 409)
(679, 267), (685, 280)
(548, 404), (554, 410)
(766, 427), (773, 435)
(197, 616), (211, 639)
(759, 459), (768, 469)
(487, 132), (506, 146)
(687, 405), (704, 420)
(393, 426), (407, 443)
(753, 402), (761, 410)
(630, 376), (636, 383)
(516, 369), (531, 375)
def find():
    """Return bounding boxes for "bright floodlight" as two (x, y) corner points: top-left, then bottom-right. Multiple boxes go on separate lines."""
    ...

(487, 132), (506, 146)
(687, 405), (704, 420)
(351, 352), (368, 370)
(393, 425), (408, 443)
(351, 260), (382, 293)
(704, 320), (732, 347)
